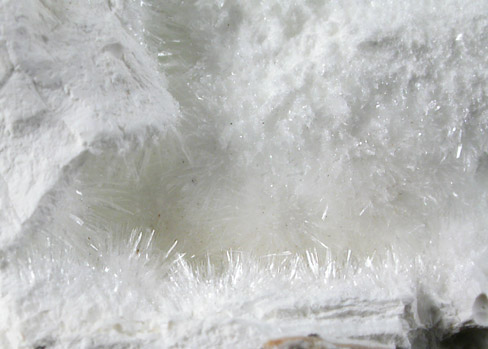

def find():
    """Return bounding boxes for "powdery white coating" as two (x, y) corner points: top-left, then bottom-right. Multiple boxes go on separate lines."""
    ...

(0, 0), (178, 245)
(132, 0), (488, 259)
(1, 0), (488, 348)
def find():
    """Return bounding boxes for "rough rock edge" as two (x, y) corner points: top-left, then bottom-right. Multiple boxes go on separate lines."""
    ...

(0, 0), (178, 247)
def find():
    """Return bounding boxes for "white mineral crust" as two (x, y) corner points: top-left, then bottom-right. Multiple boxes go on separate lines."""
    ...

(0, 0), (487, 348)
(0, 0), (177, 245)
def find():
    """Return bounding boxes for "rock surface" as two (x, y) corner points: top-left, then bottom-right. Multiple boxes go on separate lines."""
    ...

(0, 0), (488, 348)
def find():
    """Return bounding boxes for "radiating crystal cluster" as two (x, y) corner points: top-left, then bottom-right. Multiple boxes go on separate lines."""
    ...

(0, 0), (487, 347)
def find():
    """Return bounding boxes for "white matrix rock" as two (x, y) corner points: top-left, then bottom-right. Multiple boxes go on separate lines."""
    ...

(0, 0), (487, 348)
